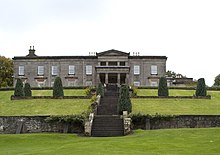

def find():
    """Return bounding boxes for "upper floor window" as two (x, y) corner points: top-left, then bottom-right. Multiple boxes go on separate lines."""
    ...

(69, 65), (75, 75)
(151, 65), (158, 75)
(100, 62), (106, 66)
(120, 62), (125, 66)
(18, 66), (24, 76)
(134, 65), (140, 75)
(38, 66), (44, 75)
(52, 66), (58, 76)
(86, 65), (92, 75)
(108, 61), (117, 66)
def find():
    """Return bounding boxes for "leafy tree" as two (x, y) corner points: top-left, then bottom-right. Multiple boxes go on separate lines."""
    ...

(24, 83), (32, 96)
(158, 77), (169, 96)
(213, 74), (220, 86)
(14, 78), (24, 96)
(118, 84), (132, 114)
(96, 83), (104, 97)
(196, 78), (207, 96)
(53, 77), (64, 97)
(0, 56), (13, 87)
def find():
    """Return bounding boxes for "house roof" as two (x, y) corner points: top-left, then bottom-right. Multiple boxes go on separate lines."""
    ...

(96, 49), (130, 56)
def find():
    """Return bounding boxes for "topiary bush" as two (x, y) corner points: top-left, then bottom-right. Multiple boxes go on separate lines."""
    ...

(96, 83), (104, 97)
(53, 77), (64, 97)
(118, 84), (132, 114)
(158, 77), (169, 96)
(24, 82), (32, 96)
(14, 78), (24, 96)
(196, 78), (207, 96)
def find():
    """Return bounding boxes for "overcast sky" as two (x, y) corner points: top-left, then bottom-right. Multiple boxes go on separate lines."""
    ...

(0, 0), (220, 86)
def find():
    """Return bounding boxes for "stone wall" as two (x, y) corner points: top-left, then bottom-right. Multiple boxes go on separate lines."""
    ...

(132, 115), (220, 130)
(0, 116), (83, 134)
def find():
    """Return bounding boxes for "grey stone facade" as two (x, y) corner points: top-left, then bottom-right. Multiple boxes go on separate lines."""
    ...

(13, 47), (167, 87)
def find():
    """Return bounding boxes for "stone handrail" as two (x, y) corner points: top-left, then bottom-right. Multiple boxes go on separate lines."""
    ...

(122, 111), (131, 135)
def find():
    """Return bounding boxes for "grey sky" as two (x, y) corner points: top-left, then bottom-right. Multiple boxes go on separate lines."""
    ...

(0, 0), (220, 86)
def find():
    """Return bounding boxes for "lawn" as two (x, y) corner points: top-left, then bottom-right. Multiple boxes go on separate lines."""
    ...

(0, 90), (90, 116)
(132, 90), (220, 115)
(0, 128), (219, 155)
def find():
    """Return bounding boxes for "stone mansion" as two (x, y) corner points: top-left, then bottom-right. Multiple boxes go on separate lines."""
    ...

(13, 47), (167, 87)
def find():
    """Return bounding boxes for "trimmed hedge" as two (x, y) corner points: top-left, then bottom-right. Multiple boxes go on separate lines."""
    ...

(24, 83), (32, 96)
(196, 78), (207, 96)
(53, 77), (64, 97)
(118, 84), (132, 114)
(14, 78), (24, 97)
(158, 77), (169, 96)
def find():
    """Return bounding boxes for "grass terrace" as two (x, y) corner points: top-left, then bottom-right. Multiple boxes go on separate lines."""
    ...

(0, 90), (90, 116)
(132, 89), (220, 115)
(0, 128), (220, 155)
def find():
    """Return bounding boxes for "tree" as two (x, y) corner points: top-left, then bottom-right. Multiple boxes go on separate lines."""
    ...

(118, 84), (132, 114)
(158, 77), (169, 96)
(0, 56), (13, 87)
(213, 74), (220, 86)
(96, 83), (104, 97)
(53, 77), (64, 97)
(196, 78), (207, 96)
(14, 78), (24, 96)
(24, 83), (32, 96)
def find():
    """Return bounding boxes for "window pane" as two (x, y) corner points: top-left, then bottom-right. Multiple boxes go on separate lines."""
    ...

(18, 66), (24, 75)
(100, 62), (106, 66)
(69, 65), (75, 74)
(134, 81), (140, 86)
(86, 65), (92, 75)
(108, 62), (117, 66)
(134, 65), (140, 75)
(120, 62), (125, 66)
(38, 66), (44, 75)
(151, 65), (157, 75)
(52, 66), (58, 75)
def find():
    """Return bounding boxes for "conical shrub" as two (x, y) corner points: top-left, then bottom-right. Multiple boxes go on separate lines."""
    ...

(196, 78), (207, 96)
(24, 83), (32, 96)
(158, 77), (169, 96)
(118, 84), (132, 114)
(53, 77), (64, 97)
(14, 78), (24, 96)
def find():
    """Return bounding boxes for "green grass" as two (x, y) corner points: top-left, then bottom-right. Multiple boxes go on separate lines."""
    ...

(0, 90), (90, 116)
(0, 128), (220, 155)
(133, 90), (220, 115)
(32, 89), (86, 96)
(137, 89), (195, 96)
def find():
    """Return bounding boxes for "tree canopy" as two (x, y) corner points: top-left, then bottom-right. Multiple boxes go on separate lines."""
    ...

(213, 74), (220, 86)
(0, 56), (13, 87)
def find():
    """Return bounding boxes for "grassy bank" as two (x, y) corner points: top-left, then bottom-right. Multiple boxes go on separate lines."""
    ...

(0, 90), (90, 116)
(0, 128), (219, 155)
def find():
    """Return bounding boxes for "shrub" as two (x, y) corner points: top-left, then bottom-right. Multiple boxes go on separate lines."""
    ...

(24, 83), (32, 96)
(158, 77), (169, 96)
(196, 78), (207, 96)
(14, 78), (24, 96)
(96, 83), (104, 97)
(53, 77), (64, 97)
(130, 85), (137, 97)
(118, 84), (132, 114)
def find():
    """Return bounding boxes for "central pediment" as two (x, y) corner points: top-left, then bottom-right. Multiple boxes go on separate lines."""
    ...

(97, 49), (130, 56)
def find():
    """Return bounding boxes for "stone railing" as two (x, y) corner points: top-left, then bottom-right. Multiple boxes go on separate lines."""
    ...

(84, 113), (94, 136)
(84, 95), (101, 136)
(122, 111), (131, 135)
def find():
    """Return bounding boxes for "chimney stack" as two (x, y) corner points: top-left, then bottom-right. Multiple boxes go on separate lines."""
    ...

(26, 46), (37, 57)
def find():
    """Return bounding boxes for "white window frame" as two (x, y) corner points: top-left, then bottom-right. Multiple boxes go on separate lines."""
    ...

(38, 66), (44, 75)
(52, 66), (58, 76)
(69, 65), (75, 75)
(86, 65), (92, 75)
(150, 81), (158, 87)
(133, 81), (140, 86)
(134, 65), (140, 75)
(151, 65), (158, 75)
(18, 66), (24, 76)
(86, 81), (92, 86)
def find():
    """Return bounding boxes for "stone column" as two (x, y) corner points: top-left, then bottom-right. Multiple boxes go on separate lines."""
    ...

(117, 73), (120, 85)
(105, 73), (108, 84)
(96, 73), (100, 85)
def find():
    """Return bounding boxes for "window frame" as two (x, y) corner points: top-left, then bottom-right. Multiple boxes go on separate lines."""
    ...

(52, 66), (58, 76)
(151, 65), (158, 75)
(69, 65), (75, 75)
(37, 66), (44, 76)
(134, 65), (140, 75)
(86, 65), (92, 75)
(18, 66), (25, 76)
